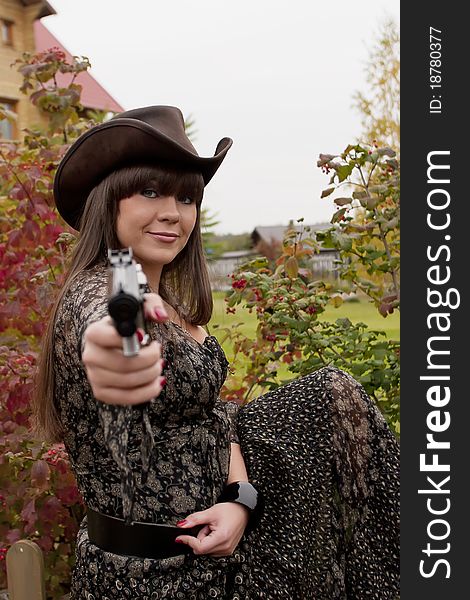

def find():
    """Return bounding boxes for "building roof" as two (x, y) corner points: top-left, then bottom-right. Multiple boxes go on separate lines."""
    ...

(21, 0), (55, 18)
(252, 222), (334, 244)
(34, 20), (124, 113)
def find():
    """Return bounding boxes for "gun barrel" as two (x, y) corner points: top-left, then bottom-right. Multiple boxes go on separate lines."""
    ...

(108, 248), (148, 356)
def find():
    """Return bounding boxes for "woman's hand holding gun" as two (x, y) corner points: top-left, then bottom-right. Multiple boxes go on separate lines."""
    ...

(82, 293), (168, 406)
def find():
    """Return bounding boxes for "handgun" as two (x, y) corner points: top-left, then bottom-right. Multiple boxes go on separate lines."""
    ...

(107, 248), (150, 356)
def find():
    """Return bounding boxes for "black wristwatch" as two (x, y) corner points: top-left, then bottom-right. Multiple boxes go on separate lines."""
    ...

(216, 481), (264, 534)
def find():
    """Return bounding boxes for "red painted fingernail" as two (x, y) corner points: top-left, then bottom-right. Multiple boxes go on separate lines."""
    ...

(176, 519), (187, 526)
(175, 538), (184, 543)
(160, 377), (167, 388)
(137, 329), (144, 342)
(154, 307), (169, 321)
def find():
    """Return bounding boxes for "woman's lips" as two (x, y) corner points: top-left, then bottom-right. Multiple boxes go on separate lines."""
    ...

(147, 232), (179, 243)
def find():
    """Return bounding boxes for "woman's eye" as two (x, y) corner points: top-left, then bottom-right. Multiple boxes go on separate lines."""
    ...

(179, 196), (194, 205)
(142, 189), (160, 198)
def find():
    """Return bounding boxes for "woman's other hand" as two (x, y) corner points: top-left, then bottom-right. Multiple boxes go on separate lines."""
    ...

(174, 502), (250, 556)
(81, 293), (168, 405)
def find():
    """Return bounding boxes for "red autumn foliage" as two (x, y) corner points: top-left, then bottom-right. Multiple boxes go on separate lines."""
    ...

(0, 49), (99, 598)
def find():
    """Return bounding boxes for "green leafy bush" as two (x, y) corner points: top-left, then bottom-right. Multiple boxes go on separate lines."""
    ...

(0, 48), (94, 599)
(218, 143), (400, 434)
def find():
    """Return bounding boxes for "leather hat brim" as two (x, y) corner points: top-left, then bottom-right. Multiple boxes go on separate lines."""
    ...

(53, 118), (233, 230)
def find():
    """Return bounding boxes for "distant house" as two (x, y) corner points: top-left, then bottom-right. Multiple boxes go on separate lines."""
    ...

(208, 221), (341, 291)
(208, 249), (256, 291)
(251, 221), (340, 278)
(1, 0), (123, 140)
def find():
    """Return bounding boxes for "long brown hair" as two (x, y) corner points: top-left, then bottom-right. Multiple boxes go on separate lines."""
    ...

(32, 164), (210, 443)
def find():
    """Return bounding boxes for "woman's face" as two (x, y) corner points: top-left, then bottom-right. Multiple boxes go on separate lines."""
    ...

(116, 185), (198, 276)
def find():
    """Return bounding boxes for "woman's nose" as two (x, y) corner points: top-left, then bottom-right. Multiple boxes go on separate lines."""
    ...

(157, 196), (180, 221)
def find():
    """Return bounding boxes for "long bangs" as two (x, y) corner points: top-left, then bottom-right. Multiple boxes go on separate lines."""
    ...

(105, 164), (205, 206)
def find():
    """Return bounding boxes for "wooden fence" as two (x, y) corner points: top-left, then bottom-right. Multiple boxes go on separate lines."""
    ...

(1, 540), (70, 600)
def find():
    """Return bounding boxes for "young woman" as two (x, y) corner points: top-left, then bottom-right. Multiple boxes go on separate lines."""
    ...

(33, 105), (400, 599)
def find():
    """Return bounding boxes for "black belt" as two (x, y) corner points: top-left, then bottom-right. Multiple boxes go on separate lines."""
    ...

(87, 507), (203, 560)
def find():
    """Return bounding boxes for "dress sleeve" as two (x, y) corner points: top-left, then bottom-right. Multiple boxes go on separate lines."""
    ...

(67, 267), (110, 359)
(325, 367), (400, 599)
(214, 398), (241, 444)
(64, 266), (146, 523)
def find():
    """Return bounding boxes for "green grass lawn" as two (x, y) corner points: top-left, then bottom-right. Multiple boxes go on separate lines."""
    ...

(208, 290), (399, 381)
(208, 291), (400, 341)
(207, 290), (399, 383)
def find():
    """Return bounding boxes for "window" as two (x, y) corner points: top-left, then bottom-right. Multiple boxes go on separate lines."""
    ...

(1, 19), (13, 46)
(0, 101), (17, 140)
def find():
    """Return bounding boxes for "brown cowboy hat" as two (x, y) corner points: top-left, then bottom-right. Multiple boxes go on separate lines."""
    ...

(53, 105), (233, 230)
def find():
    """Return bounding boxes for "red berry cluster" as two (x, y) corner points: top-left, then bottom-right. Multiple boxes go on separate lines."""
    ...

(46, 448), (59, 464)
(232, 278), (247, 290)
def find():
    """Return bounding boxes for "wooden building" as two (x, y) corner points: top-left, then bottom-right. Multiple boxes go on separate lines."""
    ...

(251, 222), (341, 278)
(1, 0), (123, 140)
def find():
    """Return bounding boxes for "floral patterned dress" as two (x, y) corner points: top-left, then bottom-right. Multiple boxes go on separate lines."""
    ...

(53, 264), (399, 599)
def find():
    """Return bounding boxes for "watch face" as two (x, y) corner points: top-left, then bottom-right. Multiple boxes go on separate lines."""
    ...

(237, 482), (258, 511)
(220, 482), (258, 511)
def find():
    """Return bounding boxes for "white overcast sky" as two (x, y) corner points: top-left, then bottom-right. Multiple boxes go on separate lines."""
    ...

(44, 0), (399, 235)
